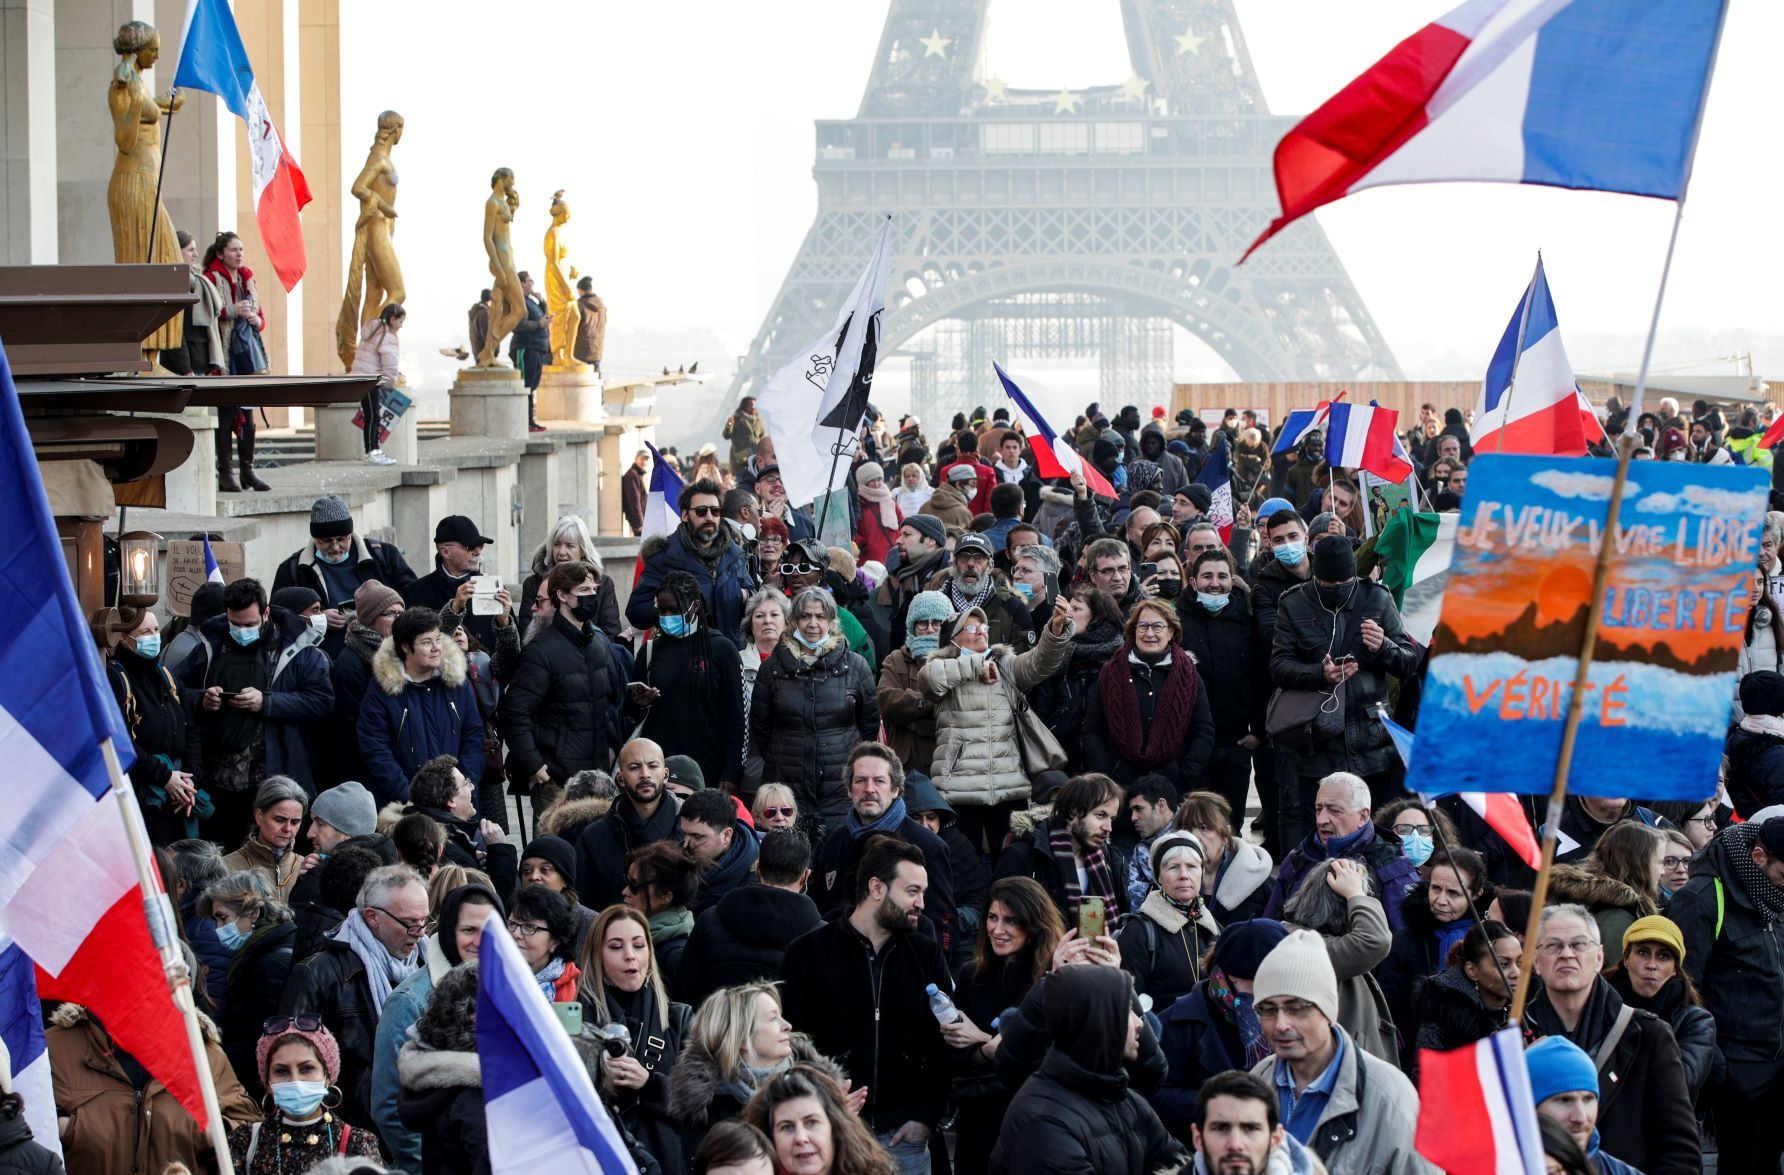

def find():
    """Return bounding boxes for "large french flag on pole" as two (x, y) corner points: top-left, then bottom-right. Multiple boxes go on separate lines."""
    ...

(0, 341), (207, 1123)
(1193, 434), (1235, 545)
(0, 940), (59, 1161)
(1382, 710), (1543, 870)
(641, 442), (685, 541)
(175, 0), (312, 291)
(1271, 391), (1346, 455)
(1324, 402), (1414, 482)
(478, 913), (640, 1173)
(995, 363), (1116, 499)
(1473, 257), (1604, 456)
(1416, 1028), (1546, 1175)
(1242, 0), (1727, 262)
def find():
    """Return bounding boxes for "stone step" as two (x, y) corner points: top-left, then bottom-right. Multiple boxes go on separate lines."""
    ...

(252, 423), (451, 467)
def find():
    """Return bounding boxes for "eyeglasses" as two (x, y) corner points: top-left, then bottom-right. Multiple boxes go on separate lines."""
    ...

(687, 505), (722, 518)
(507, 919), (549, 939)
(954, 623), (989, 635)
(779, 561), (821, 575)
(760, 806), (795, 818)
(1686, 814), (1717, 829)
(370, 905), (428, 936)
(1254, 998), (1320, 1020)
(1661, 856), (1689, 870)
(1538, 939), (1596, 957)
(912, 619), (944, 634)
(1390, 823), (1429, 838)
(262, 1014), (323, 1035)
(1133, 622), (1171, 634)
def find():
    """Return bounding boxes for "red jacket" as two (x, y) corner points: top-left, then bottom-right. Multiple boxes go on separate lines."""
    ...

(853, 500), (903, 566)
(937, 460), (995, 515)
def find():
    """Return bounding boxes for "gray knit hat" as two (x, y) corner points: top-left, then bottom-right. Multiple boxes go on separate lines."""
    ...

(310, 781), (377, 839)
(309, 494), (353, 539)
(904, 591), (953, 643)
(1253, 928), (1339, 1024)
(901, 514), (946, 547)
(854, 461), (886, 486)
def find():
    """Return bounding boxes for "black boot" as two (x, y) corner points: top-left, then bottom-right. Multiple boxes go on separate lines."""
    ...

(216, 419), (240, 493)
(238, 418), (271, 492)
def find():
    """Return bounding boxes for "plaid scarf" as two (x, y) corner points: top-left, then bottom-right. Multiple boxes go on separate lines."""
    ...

(1728, 822), (1784, 923)
(947, 572), (995, 614)
(1049, 818), (1122, 916)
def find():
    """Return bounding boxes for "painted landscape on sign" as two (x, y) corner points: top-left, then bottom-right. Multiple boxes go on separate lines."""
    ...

(1408, 455), (1768, 800)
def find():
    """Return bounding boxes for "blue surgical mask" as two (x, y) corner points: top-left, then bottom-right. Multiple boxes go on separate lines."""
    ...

(659, 614), (696, 638)
(1403, 831), (1434, 867)
(1276, 541), (1306, 567)
(1196, 591), (1230, 613)
(229, 624), (261, 647)
(270, 1079), (329, 1118)
(315, 545), (351, 565)
(131, 633), (162, 659)
(216, 921), (250, 952)
(794, 629), (828, 651)
(1011, 581), (1035, 600)
(906, 634), (939, 657)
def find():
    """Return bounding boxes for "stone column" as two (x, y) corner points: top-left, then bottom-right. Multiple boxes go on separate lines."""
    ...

(449, 368), (530, 441)
(518, 438), (561, 548)
(296, 0), (341, 384)
(230, 0), (300, 390)
(56, 0), (155, 265)
(535, 369), (603, 422)
(155, 0), (233, 259)
(3, 0), (59, 263)
(314, 398), (417, 464)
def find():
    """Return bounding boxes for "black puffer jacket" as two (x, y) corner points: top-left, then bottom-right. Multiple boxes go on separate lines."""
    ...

(498, 612), (615, 787)
(678, 883), (824, 1006)
(748, 633), (878, 835)
(574, 792), (682, 913)
(220, 920), (295, 1099)
(1177, 586), (1268, 746)
(1670, 824), (1784, 1067)
(1029, 621), (1124, 771)
(1608, 967), (1722, 1102)
(0, 1107), (62, 1175)
(1411, 964), (1512, 1066)
(1269, 578), (1419, 776)
(278, 939), (381, 1127)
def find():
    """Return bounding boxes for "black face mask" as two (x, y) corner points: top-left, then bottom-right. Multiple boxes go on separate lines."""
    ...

(1154, 580), (1182, 600)
(1316, 581), (1356, 609)
(571, 594), (602, 623)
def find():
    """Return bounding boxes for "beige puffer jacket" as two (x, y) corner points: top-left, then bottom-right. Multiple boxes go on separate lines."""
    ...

(919, 619), (1072, 806)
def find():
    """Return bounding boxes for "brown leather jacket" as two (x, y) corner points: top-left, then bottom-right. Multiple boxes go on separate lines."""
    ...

(48, 1004), (257, 1175)
(876, 646), (937, 774)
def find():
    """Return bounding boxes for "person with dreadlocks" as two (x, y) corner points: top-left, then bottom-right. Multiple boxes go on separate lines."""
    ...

(626, 570), (745, 793)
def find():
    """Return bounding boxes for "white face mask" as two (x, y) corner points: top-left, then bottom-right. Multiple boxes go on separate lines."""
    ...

(308, 613), (328, 640)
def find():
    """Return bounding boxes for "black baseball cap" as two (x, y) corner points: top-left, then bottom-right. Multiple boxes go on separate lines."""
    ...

(433, 516), (493, 547)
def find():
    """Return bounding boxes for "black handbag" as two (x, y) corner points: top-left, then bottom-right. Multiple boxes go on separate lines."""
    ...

(1264, 684), (1346, 752)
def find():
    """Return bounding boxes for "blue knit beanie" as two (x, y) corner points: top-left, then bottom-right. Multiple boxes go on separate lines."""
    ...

(904, 591), (954, 647)
(1525, 1036), (1598, 1105)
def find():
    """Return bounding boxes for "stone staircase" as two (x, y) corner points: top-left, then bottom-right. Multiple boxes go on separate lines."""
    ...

(253, 421), (451, 467)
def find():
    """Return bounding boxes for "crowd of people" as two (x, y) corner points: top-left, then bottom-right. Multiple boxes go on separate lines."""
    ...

(32, 391), (1784, 1175)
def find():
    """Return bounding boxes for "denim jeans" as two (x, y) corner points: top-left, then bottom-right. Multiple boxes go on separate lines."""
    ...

(875, 1129), (933, 1175)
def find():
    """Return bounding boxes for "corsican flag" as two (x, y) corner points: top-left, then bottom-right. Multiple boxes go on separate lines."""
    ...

(477, 911), (639, 1173)
(758, 221), (894, 508)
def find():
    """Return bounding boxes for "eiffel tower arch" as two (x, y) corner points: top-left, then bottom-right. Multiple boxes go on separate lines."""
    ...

(730, 0), (1403, 422)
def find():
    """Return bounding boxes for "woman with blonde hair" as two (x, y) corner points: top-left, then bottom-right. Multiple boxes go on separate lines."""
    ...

(578, 905), (692, 1173)
(743, 1063), (895, 1175)
(750, 783), (799, 835)
(522, 514), (621, 639)
(668, 981), (850, 1155)
(893, 462), (934, 518)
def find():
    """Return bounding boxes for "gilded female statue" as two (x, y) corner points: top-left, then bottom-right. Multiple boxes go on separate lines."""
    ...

(108, 20), (182, 358)
(476, 168), (524, 368)
(542, 190), (586, 372)
(336, 110), (406, 369)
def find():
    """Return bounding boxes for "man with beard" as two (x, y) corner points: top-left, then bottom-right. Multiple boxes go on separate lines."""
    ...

(628, 477), (752, 648)
(995, 772), (1128, 924)
(1190, 1070), (1324, 1175)
(927, 532), (1033, 650)
(679, 788), (758, 914)
(573, 737), (681, 910)
(811, 742), (956, 948)
(878, 515), (949, 644)
(780, 837), (953, 1172)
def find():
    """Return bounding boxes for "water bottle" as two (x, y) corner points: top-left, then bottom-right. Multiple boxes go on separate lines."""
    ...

(925, 983), (962, 1025)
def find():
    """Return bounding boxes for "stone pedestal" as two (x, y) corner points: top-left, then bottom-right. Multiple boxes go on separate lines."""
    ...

(152, 405), (218, 517)
(535, 368), (603, 422)
(449, 366), (530, 440)
(315, 401), (418, 464)
(597, 417), (659, 536)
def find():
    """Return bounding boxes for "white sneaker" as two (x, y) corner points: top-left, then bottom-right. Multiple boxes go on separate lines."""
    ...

(365, 450), (395, 466)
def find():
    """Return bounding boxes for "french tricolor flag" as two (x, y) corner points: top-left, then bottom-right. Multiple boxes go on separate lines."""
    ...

(202, 533), (224, 583)
(641, 441), (685, 541)
(1243, 0), (1727, 262)
(175, 0), (312, 291)
(995, 363), (1116, 499)
(1473, 257), (1605, 457)
(1271, 391), (1346, 456)
(1382, 709), (1542, 870)
(1417, 1028), (1546, 1175)
(0, 342), (207, 1124)
(1324, 402), (1414, 483)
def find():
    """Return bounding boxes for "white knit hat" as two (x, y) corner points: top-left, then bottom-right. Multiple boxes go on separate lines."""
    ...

(1253, 928), (1339, 1024)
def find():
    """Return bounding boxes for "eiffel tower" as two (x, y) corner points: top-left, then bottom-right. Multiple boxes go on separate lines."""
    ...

(728, 0), (1403, 422)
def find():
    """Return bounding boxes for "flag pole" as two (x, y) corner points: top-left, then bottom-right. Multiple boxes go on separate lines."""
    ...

(98, 738), (237, 1175)
(1494, 251), (1543, 455)
(146, 90), (179, 264)
(813, 423), (853, 538)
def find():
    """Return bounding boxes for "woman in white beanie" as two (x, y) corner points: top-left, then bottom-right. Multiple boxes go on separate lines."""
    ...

(1115, 831), (1220, 1008)
(852, 461), (903, 567)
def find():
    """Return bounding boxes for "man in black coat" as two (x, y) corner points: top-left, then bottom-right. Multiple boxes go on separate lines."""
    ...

(679, 829), (822, 1006)
(811, 743), (957, 956)
(272, 495), (417, 658)
(995, 772), (1130, 925)
(403, 514), (508, 649)
(574, 737), (681, 910)
(780, 838), (953, 1166)
(499, 560), (615, 794)
(1179, 548), (1270, 830)
(1670, 818), (1784, 1175)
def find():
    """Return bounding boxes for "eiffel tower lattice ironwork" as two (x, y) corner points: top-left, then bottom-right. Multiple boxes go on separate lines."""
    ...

(728, 0), (1403, 421)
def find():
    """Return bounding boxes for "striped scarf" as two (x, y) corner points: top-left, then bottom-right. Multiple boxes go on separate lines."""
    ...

(1049, 819), (1122, 916)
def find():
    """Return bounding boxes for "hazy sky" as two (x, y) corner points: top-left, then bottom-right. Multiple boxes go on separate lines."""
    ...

(338, 0), (1782, 408)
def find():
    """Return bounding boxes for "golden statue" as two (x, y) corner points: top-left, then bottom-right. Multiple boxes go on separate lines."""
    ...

(336, 110), (405, 369)
(542, 191), (588, 373)
(108, 20), (182, 359)
(476, 168), (524, 368)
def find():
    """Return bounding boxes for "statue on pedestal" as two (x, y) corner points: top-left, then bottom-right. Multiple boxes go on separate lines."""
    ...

(337, 110), (405, 369)
(108, 20), (182, 361)
(543, 191), (587, 373)
(476, 168), (525, 368)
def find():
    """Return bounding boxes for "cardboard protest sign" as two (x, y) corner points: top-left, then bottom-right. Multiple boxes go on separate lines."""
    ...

(165, 540), (244, 616)
(1407, 454), (1766, 800)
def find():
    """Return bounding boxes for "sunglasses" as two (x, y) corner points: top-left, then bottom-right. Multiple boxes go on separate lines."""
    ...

(760, 806), (795, 818)
(263, 1014), (323, 1035)
(779, 561), (821, 575)
(687, 505), (722, 518)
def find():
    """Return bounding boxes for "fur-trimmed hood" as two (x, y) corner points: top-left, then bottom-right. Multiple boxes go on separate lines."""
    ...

(539, 796), (614, 841)
(1544, 863), (1654, 918)
(1038, 484), (1076, 506)
(53, 1001), (221, 1046)
(397, 1042), (480, 1090)
(1008, 803), (1052, 839)
(638, 534), (670, 562)
(371, 632), (469, 695)
(776, 627), (845, 661)
(667, 1033), (841, 1122)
